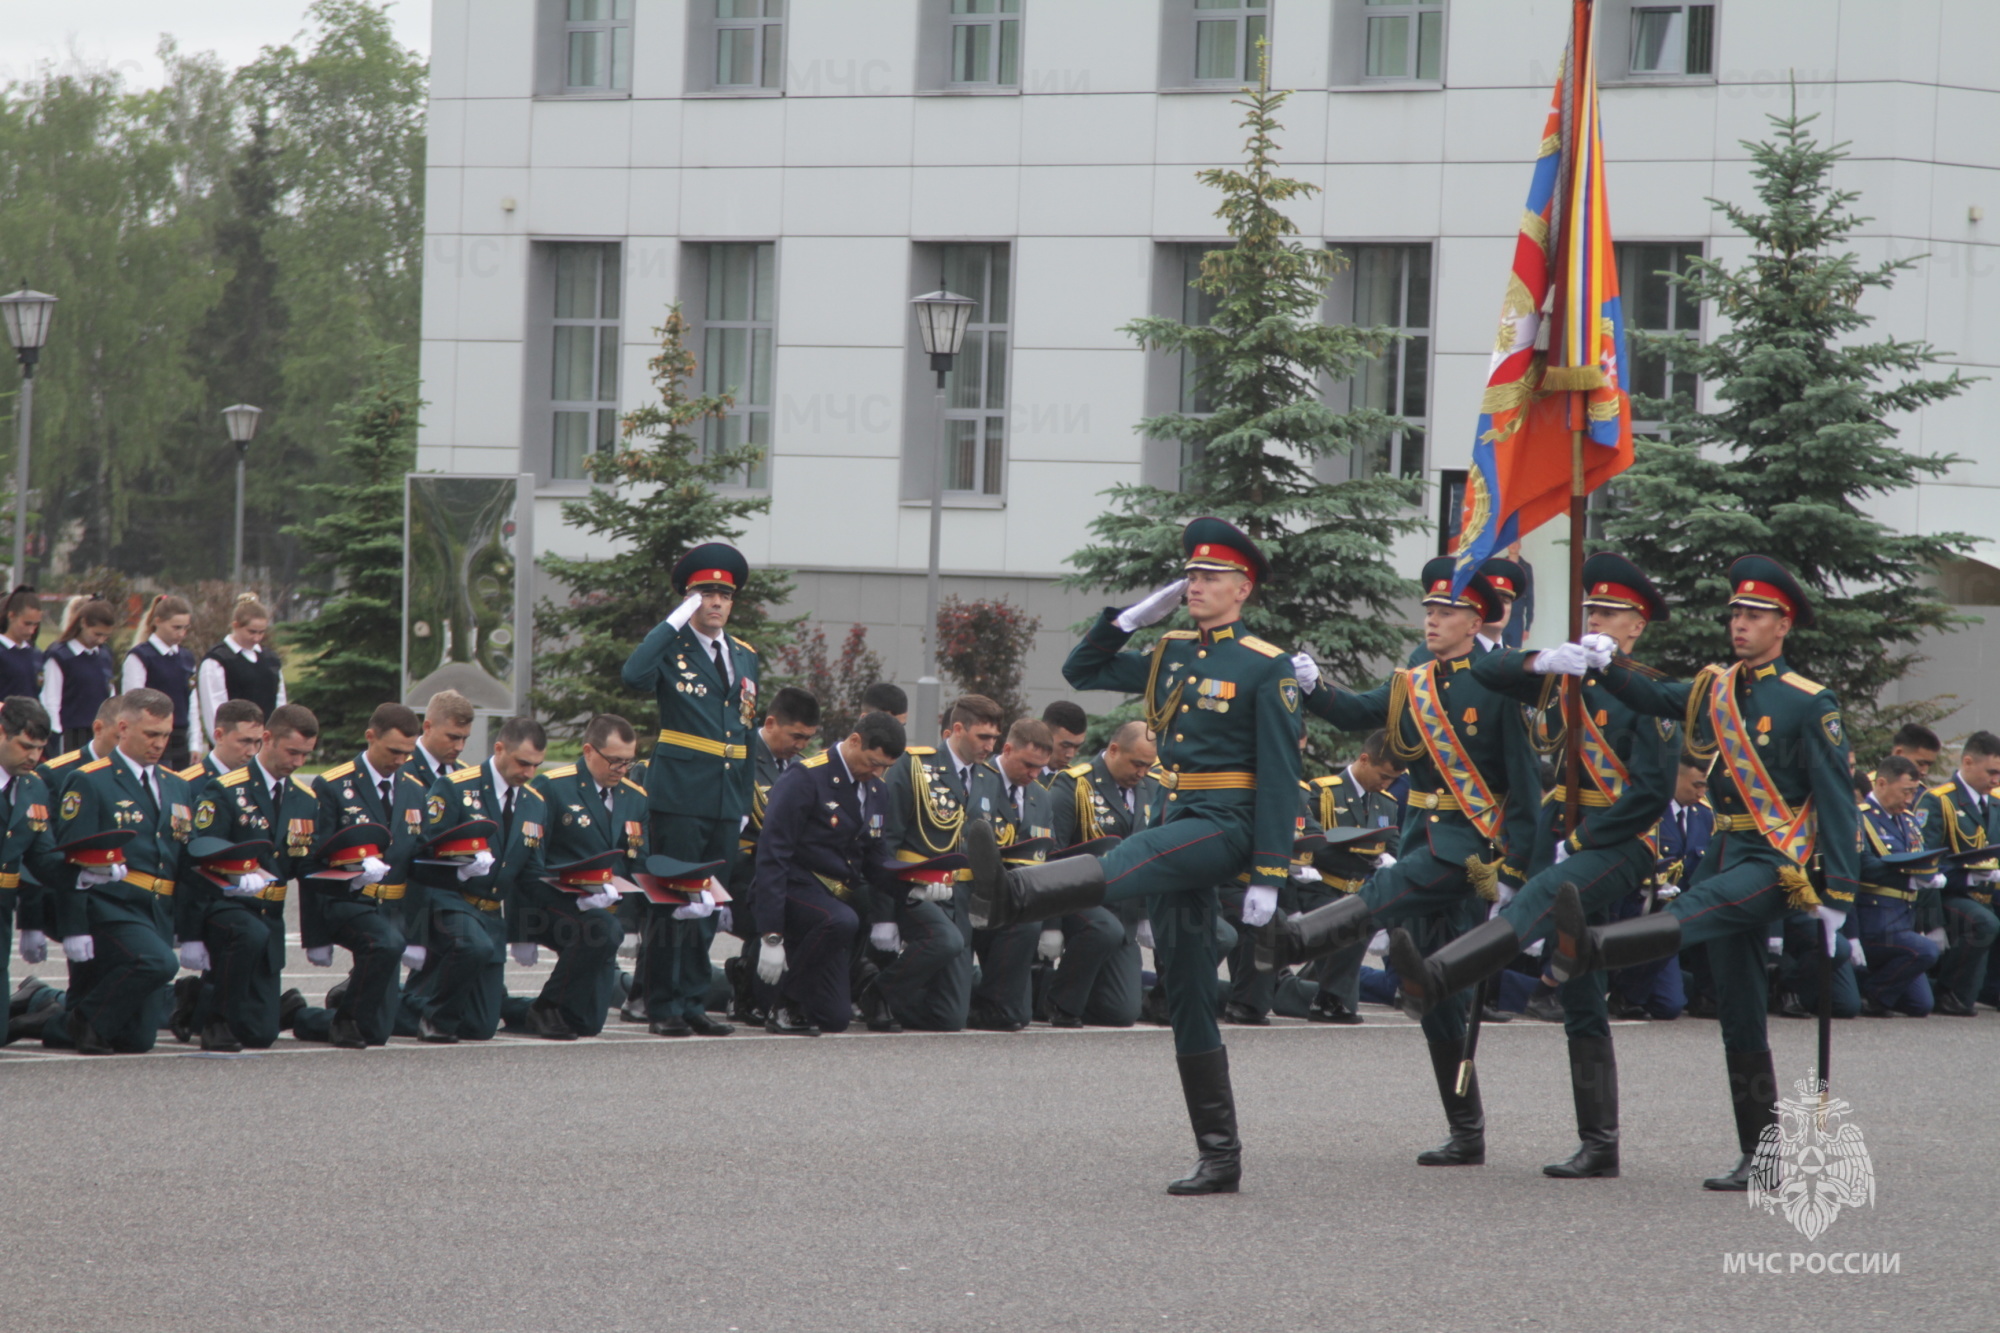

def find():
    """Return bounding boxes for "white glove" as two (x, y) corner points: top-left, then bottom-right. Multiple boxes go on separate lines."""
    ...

(1375, 852), (1397, 870)
(756, 939), (785, 984)
(225, 870), (275, 897)
(1847, 937), (1867, 969)
(402, 945), (428, 970)
(1240, 884), (1278, 928)
(909, 880), (954, 904)
(870, 922), (901, 953)
(1037, 928), (1064, 962)
(715, 905), (733, 934)
(1579, 633), (1618, 668)
(1925, 927), (1947, 945)
(1290, 652), (1320, 695)
(579, 889), (619, 912)
(306, 946), (334, 967)
(357, 856), (390, 886)
(1767, 936), (1784, 957)
(62, 934), (94, 963)
(672, 890), (716, 920)
(76, 867), (125, 888)
(1523, 937), (1544, 957)
(1656, 883), (1682, 901)
(1113, 578), (1189, 632)
(511, 943), (538, 967)
(1293, 865), (1322, 884)
(1923, 872), (1950, 890)
(665, 590), (705, 632)
(18, 929), (47, 964)
(1968, 868), (2000, 886)
(178, 941), (210, 971)
(1496, 881), (1518, 908)
(1553, 841), (1571, 864)
(456, 849), (496, 882)
(1530, 642), (1591, 676)
(1135, 919), (1155, 950)
(1812, 905), (1846, 955)
(1367, 930), (1390, 953)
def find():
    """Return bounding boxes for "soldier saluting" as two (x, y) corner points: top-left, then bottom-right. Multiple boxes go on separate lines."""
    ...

(966, 518), (1302, 1196)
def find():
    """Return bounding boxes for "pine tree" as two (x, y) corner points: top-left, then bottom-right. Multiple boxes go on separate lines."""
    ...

(284, 350), (419, 750)
(1062, 57), (1428, 765)
(1604, 101), (1977, 755)
(533, 309), (797, 735)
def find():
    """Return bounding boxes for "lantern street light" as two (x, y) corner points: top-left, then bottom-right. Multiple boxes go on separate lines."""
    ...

(908, 288), (976, 732)
(0, 284), (58, 585)
(222, 404), (263, 584)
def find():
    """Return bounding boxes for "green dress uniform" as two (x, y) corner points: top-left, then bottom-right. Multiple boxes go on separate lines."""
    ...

(42, 753), (195, 1052)
(507, 762), (646, 1035)
(292, 756), (429, 1046)
(1915, 773), (2000, 1013)
(973, 767), (1055, 1030)
(178, 760), (319, 1048)
(719, 730), (782, 1022)
(0, 769), (58, 1045)
(1276, 767), (1398, 1021)
(876, 743), (996, 1031)
(406, 761), (523, 1040)
(1042, 755), (1165, 1026)
(620, 544), (759, 1029)
(176, 753), (236, 787)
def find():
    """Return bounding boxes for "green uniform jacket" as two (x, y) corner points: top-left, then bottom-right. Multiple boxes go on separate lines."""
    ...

(621, 620), (759, 820)
(302, 755), (430, 951)
(177, 761), (320, 943)
(1, 771), (59, 935)
(724, 731), (783, 904)
(879, 743), (1002, 926)
(45, 754), (194, 939)
(1303, 650), (1541, 880)
(1473, 649), (1680, 867)
(1064, 613), (1303, 891)
(1306, 768), (1399, 889)
(1595, 654), (1859, 899)
(419, 762), (528, 907)
(1045, 755), (1166, 849)
(1916, 773), (2000, 898)
(506, 762), (649, 942)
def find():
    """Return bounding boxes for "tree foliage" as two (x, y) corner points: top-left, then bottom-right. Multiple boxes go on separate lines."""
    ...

(533, 309), (798, 737)
(1603, 103), (1977, 756)
(1062, 62), (1428, 766)
(774, 623), (884, 746)
(936, 597), (1041, 725)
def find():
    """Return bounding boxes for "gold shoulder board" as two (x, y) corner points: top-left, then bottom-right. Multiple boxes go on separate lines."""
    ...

(802, 752), (831, 768)
(1239, 635), (1284, 658)
(1779, 671), (1827, 696)
(322, 762), (356, 780)
(543, 764), (578, 779)
(1064, 762), (1092, 778)
(291, 775), (316, 795)
(449, 768), (483, 784)
(82, 757), (112, 773)
(906, 746), (936, 756)
(219, 769), (250, 788)
(621, 777), (647, 793)
(175, 763), (208, 783)
(1160, 630), (1199, 641)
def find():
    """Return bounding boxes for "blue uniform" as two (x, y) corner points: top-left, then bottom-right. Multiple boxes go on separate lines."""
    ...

(1916, 774), (2000, 1009)
(1855, 795), (1943, 1014)
(1610, 798), (1713, 1018)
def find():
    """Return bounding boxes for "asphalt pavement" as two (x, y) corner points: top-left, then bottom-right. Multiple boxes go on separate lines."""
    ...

(2, 959), (1990, 1333)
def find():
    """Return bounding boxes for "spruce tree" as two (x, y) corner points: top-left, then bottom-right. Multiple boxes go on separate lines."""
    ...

(284, 350), (418, 750)
(1063, 60), (1427, 765)
(533, 309), (797, 735)
(1605, 102), (1976, 755)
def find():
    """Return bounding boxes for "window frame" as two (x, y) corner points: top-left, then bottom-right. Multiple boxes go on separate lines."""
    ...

(946, 0), (1022, 89)
(1615, 239), (1705, 438)
(1359, 0), (1447, 84)
(559, 0), (634, 95)
(1605, 1), (1718, 83)
(691, 241), (778, 492)
(1340, 241), (1434, 484)
(531, 240), (625, 490)
(901, 241), (1015, 508)
(713, 0), (787, 91)
(1187, 0), (1271, 88)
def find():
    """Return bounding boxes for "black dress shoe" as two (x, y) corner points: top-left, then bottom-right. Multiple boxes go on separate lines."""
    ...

(525, 999), (579, 1040)
(168, 975), (202, 1044)
(1934, 990), (1977, 1017)
(648, 1016), (692, 1037)
(765, 1006), (821, 1036)
(619, 997), (651, 1023)
(965, 1002), (1026, 1032)
(1772, 990), (1809, 1019)
(198, 1019), (244, 1053)
(69, 1010), (114, 1055)
(10, 974), (52, 1018)
(1607, 994), (1651, 1021)
(686, 1012), (735, 1037)
(278, 989), (307, 1031)
(324, 1015), (367, 1049)
(1306, 994), (1363, 1025)
(1860, 995), (1901, 1018)
(1481, 1002), (1512, 1023)
(418, 1017), (460, 1044)
(1703, 1152), (1762, 1191)
(1220, 1001), (1269, 1026)
(858, 978), (900, 1033)
(324, 979), (349, 1011)
(1140, 984), (1169, 1027)
(1522, 988), (1565, 1023)
(1049, 1010), (1083, 1029)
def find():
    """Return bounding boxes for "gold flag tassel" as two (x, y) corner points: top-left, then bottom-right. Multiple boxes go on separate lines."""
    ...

(1464, 852), (1502, 903)
(1778, 862), (1821, 912)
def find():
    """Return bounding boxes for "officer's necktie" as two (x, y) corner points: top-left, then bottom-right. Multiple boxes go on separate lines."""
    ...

(379, 778), (392, 817)
(1676, 807), (1689, 850)
(502, 784), (516, 835)
(600, 786), (615, 823)
(1008, 783), (1021, 820)
(712, 638), (728, 685)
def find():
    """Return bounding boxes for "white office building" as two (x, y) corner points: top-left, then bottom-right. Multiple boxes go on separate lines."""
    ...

(418, 0), (2000, 731)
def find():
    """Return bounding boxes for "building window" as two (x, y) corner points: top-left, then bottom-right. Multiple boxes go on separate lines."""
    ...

(1192, 1), (1268, 83)
(1364, 0), (1444, 81)
(950, 0), (1021, 87)
(716, 0), (785, 89)
(1437, 468), (1467, 555)
(699, 243), (776, 490)
(1176, 244), (1226, 480)
(936, 244), (1010, 496)
(1628, 4), (1714, 76)
(563, 0), (633, 92)
(1349, 244), (1431, 479)
(549, 244), (622, 482)
(1616, 241), (1702, 432)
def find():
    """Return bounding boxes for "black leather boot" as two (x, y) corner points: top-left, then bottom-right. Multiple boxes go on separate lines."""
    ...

(167, 975), (202, 1044)
(1550, 882), (1681, 983)
(1704, 1048), (1778, 1191)
(1388, 918), (1519, 1019)
(966, 820), (1106, 930)
(1167, 1046), (1241, 1196)
(1255, 893), (1372, 973)
(1417, 1039), (1485, 1166)
(1544, 1034), (1619, 1178)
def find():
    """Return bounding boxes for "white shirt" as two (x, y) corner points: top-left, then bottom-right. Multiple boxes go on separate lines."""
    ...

(1958, 773), (1991, 821)
(0, 633), (25, 651)
(691, 626), (731, 687)
(416, 741), (450, 779)
(832, 744), (868, 821)
(360, 754), (398, 812)
(196, 635), (289, 752)
(116, 747), (159, 808)
(119, 634), (179, 694)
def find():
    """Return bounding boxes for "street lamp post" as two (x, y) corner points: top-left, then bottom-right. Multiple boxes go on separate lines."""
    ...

(0, 284), (58, 586)
(908, 288), (976, 733)
(222, 404), (263, 584)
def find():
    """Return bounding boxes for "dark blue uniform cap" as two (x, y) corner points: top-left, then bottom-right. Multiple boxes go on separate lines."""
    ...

(1581, 552), (1670, 623)
(1419, 556), (1501, 623)
(1727, 554), (1815, 629)
(673, 542), (750, 596)
(1182, 517), (1270, 583)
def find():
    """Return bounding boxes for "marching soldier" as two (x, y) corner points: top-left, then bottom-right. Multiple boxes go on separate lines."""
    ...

(965, 518), (1303, 1195)
(1475, 557), (1526, 653)
(620, 542), (758, 1038)
(1541, 555), (1858, 1191)
(506, 713), (645, 1038)
(1289, 729), (1404, 1024)
(173, 704), (320, 1051)
(1855, 754), (1943, 1016)
(1915, 729), (2000, 1016)
(38, 689), (193, 1054)
(1042, 719), (1163, 1028)
(1270, 556), (1541, 1169)
(292, 703), (430, 1048)
(0, 698), (59, 1045)
(121, 594), (198, 769)
(971, 716), (1057, 1032)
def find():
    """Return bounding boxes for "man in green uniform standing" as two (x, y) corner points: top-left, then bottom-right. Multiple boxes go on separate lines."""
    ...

(621, 542), (759, 1038)
(1542, 555), (1857, 1190)
(966, 517), (1302, 1196)
(1387, 553), (1680, 1179)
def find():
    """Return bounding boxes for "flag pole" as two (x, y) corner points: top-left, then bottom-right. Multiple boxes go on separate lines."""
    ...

(1565, 421), (1585, 839)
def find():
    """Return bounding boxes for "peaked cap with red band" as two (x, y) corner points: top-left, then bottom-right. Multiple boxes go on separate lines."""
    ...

(1181, 516), (1270, 583)
(1580, 551), (1670, 623)
(1419, 555), (1500, 623)
(672, 542), (750, 596)
(1479, 557), (1525, 602)
(1726, 554), (1815, 629)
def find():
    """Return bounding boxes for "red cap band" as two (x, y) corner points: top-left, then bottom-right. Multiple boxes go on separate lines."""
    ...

(899, 868), (957, 885)
(1185, 542), (1255, 579)
(1731, 579), (1795, 616)
(1584, 581), (1649, 619)
(206, 857), (263, 876)
(433, 836), (490, 858)
(560, 867), (616, 889)
(685, 568), (735, 589)
(68, 849), (127, 868)
(327, 843), (383, 867)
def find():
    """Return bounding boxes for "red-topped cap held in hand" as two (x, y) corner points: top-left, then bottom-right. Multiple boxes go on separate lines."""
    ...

(424, 819), (497, 861)
(634, 853), (730, 905)
(545, 847), (626, 895)
(188, 836), (274, 890)
(60, 828), (135, 868)
(896, 851), (969, 885)
(1002, 836), (1054, 867)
